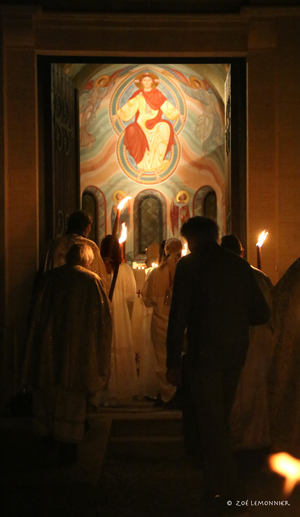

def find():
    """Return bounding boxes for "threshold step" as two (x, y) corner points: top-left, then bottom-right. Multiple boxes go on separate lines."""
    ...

(94, 409), (182, 419)
(110, 418), (183, 437)
(107, 435), (186, 460)
(109, 435), (183, 443)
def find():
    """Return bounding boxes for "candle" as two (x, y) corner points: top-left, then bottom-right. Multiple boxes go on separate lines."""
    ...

(269, 452), (300, 495)
(112, 196), (131, 239)
(182, 242), (188, 256)
(256, 245), (262, 270)
(118, 222), (127, 262)
(256, 230), (268, 270)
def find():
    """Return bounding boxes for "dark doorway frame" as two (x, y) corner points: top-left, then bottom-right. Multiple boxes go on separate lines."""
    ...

(37, 59), (81, 261)
(37, 55), (246, 255)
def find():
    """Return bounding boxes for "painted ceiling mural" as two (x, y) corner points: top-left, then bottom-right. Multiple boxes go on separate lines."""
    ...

(76, 63), (227, 260)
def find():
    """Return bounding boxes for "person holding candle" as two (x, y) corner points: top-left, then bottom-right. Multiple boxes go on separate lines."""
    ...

(220, 235), (274, 451)
(41, 210), (110, 295)
(141, 238), (182, 409)
(166, 217), (270, 516)
(100, 235), (138, 406)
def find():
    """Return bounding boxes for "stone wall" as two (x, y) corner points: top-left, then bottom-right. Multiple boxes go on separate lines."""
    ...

(1, 5), (300, 406)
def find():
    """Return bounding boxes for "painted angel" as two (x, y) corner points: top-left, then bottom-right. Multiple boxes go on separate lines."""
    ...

(162, 68), (224, 154)
(79, 70), (123, 149)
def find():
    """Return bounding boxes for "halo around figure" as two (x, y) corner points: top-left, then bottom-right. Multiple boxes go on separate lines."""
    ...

(176, 190), (190, 203)
(189, 76), (204, 89)
(113, 190), (126, 204)
(134, 72), (160, 89)
(95, 75), (110, 88)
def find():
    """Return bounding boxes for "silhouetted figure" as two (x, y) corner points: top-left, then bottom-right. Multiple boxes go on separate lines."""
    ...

(166, 217), (270, 516)
(268, 257), (300, 457)
(221, 234), (273, 451)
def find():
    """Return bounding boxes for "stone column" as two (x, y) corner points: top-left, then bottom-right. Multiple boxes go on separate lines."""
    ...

(247, 18), (278, 283)
(1, 8), (39, 407)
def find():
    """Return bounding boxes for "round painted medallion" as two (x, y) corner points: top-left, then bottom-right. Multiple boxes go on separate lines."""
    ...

(110, 68), (186, 184)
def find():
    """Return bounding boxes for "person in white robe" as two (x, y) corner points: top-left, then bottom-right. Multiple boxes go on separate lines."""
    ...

(141, 238), (182, 406)
(100, 235), (139, 406)
(221, 235), (273, 450)
(131, 267), (159, 400)
(22, 243), (112, 465)
(41, 210), (110, 295)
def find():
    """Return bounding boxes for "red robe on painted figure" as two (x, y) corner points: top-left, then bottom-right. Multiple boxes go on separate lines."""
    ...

(116, 87), (181, 172)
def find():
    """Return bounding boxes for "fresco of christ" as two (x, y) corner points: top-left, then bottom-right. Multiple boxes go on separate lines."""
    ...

(112, 73), (184, 180)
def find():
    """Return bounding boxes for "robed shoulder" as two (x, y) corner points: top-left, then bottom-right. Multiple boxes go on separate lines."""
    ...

(22, 264), (112, 395)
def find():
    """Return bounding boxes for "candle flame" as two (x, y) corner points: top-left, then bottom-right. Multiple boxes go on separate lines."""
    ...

(118, 222), (127, 244)
(182, 243), (188, 256)
(256, 230), (269, 247)
(151, 262), (158, 268)
(117, 196), (132, 210)
(269, 452), (300, 495)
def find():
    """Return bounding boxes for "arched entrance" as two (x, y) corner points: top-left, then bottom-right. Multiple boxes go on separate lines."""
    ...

(53, 59), (245, 262)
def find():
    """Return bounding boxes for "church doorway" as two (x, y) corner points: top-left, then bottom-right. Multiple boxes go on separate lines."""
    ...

(38, 57), (246, 261)
(37, 56), (246, 408)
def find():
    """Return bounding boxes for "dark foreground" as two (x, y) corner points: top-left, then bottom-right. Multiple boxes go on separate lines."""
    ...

(1, 415), (300, 517)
